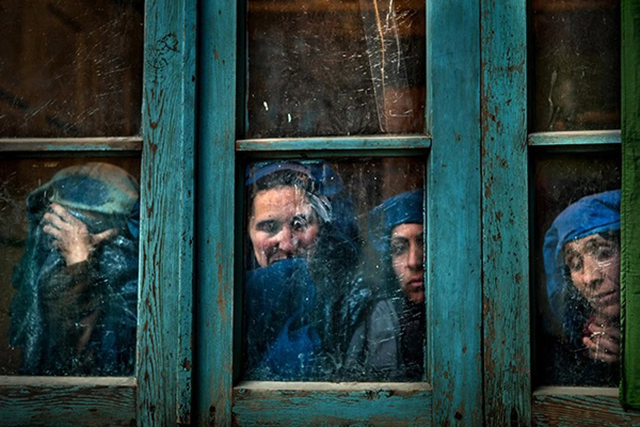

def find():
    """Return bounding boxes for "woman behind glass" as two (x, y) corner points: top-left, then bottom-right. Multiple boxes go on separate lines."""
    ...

(543, 189), (620, 385)
(347, 190), (425, 381)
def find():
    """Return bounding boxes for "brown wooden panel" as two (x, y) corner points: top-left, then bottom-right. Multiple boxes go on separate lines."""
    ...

(533, 387), (640, 425)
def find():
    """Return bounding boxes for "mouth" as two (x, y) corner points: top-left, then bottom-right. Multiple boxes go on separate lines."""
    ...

(594, 290), (619, 307)
(407, 278), (424, 290)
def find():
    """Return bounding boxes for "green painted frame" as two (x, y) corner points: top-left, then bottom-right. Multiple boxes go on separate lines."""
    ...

(195, 0), (482, 425)
(0, 0), (196, 426)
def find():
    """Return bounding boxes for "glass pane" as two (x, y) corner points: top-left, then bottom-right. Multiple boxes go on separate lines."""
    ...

(0, 0), (144, 137)
(532, 0), (620, 132)
(243, 158), (426, 381)
(245, 0), (426, 138)
(0, 158), (141, 376)
(534, 150), (621, 386)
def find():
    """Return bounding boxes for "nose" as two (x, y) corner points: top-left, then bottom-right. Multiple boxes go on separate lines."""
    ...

(580, 255), (604, 291)
(407, 242), (423, 271)
(275, 225), (296, 253)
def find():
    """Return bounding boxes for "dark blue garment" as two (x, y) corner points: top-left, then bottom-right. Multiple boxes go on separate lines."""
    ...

(244, 258), (321, 380)
(543, 189), (620, 339)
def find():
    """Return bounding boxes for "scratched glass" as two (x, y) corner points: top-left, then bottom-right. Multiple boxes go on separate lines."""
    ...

(243, 158), (426, 381)
(533, 151), (621, 386)
(0, 0), (144, 137)
(0, 158), (141, 376)
(531, 0), (620, 131)
(245, 0), (426, 138)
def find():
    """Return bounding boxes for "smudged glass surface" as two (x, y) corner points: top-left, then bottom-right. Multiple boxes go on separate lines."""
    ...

(243, 157), (426, 381)
(534, 150), (621, 386)
(0, 158), (140, 376)
(532, 0), (620, 131)
(0, 0), (144, 137)
(245, 0), (426, 138)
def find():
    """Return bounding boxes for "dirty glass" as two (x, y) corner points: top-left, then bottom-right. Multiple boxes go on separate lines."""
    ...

(0, 0), (144, 138)
(242, 158), (426, 381)
(531, 0), (620, 132)
(0, 158), (141, 376)
(533, 150), (621, 386)
(245, 0), (426, 138)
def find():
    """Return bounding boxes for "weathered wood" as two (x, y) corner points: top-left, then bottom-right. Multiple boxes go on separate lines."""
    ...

(236, 136), (432, 152)
(195, 0), (236, 425)
(0, 379), (135, 427)
(528, 130), (621, 146)
(0, 137), (142, 151)
(621, 0), (640, 411)
(533, 391), (640, 426)
(428, 1), (483, 425)
(233, 382), (432, 425)
(138, 0), (196, 425)
(481, 0), (531, 425)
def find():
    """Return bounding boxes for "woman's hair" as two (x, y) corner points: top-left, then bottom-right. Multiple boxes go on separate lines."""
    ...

(247, 167), (331, 224)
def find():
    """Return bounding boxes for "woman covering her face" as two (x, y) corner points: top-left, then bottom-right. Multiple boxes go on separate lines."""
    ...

(346, 189), (425, 381)
(243, 161), (368, 381)
(543, 190), (621, 384)
(10, 163), (140, 376)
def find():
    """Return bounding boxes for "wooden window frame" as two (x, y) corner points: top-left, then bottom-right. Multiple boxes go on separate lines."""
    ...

(0, 1), (195, 426)
(482, 1), (640, 425)
(195, 0), (483, 425)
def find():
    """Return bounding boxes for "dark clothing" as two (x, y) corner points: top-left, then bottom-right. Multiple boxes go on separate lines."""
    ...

(10, 219), (138, 376)
(244, 258), (369, 381)
(346, 295), (425, 381)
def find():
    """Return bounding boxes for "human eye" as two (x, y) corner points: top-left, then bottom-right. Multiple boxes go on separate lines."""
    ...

(565, 255), (582, 272)
(256, 220), (279, 235)
(291, 215), (309, 232)
(391, 239), (409, 256)
(594, 244), (615, 262)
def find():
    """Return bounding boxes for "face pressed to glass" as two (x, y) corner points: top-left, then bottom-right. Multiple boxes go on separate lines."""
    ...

(391, 223), (425, 305)
(563, 233), (620, 321)
(249, 186), (320, 267)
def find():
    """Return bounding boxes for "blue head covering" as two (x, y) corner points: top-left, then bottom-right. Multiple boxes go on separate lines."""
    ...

(368, 189), (424, 254)
(543, 190), (621, 332)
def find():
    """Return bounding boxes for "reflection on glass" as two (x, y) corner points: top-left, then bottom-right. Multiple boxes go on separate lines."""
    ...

(532, 0), (620, 131)
(0, 0), (144, 137)
(246, 0), (426, 138)
(243, 158), (425, 381)
(534, 152), (621, 386)
(0, 159), (140, 376)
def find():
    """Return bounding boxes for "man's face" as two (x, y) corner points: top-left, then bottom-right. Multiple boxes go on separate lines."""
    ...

(249, 186), (320, 268)
(391, 223), (424, 304)
(563, 233), (620, 320)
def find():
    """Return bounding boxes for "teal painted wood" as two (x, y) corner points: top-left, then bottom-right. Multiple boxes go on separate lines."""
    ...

(427, 0), (482, 425)
(620, 0), (640, 410)
(528, 131), (621, 146)
(138, 0), (196, 425)
(195, 0), (236, 425)
(232, 383), (432, 425)
(0, 380), (135, 426)
(0, 137), (143, 152)
(533, 390), (640, 425)
(481, 0), (531, 425)
(236, 136), (432, 152)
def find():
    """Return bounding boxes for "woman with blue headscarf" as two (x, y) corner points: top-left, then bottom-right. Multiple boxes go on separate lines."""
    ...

(10, 163), (139, 376)
(346, 189), (425, 381)
(543, 190), (621, 382)
(243, 160), (369, 381)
